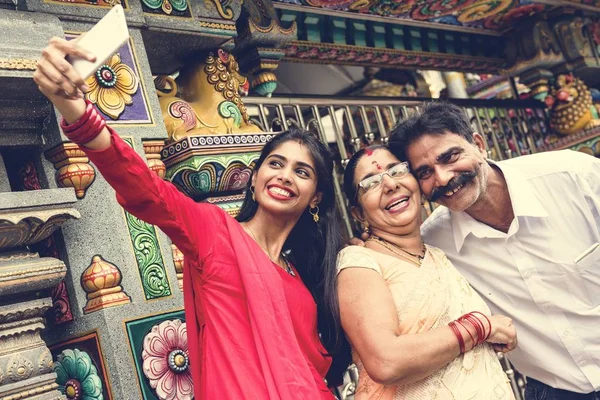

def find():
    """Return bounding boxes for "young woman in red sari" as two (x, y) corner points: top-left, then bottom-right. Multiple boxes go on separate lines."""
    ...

(34, 38), (350, 399)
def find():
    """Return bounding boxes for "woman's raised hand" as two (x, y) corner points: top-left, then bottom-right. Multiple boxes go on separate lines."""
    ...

(486, 314), (518, 353)
(34, 37), (96, 121)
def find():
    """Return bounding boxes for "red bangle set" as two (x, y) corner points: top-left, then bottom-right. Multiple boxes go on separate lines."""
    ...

(60, 100), (106, 145)
(448, 311), (492, 354)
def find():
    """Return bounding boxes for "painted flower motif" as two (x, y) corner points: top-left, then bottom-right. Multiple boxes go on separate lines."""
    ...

(142, 319), (193, 400)
(54, 349), (104, 400)
(85, 53), (139, 120)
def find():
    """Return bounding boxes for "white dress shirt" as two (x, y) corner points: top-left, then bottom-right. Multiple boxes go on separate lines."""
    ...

(421, 149), (600, 393)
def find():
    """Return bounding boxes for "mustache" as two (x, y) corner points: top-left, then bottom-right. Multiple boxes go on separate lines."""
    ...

(429, 170), (478, 202)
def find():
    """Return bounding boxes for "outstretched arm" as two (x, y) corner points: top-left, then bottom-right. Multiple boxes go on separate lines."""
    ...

(338, 266), (516, 386)
(34, 37), (220, 259)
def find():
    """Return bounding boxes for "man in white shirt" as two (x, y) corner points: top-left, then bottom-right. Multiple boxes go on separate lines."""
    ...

(388, 102), (600, 400)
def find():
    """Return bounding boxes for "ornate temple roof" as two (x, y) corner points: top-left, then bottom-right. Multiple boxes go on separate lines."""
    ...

(272, 0), (598, 34)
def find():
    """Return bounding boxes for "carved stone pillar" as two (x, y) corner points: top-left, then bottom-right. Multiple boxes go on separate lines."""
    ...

(0, 298), (58, 400)
(234, 0), (297, 97)
(441, 72), (468, 99)
(0, 189), (80, 400)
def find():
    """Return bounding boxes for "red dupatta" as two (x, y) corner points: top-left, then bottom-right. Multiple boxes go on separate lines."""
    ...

(184, 216), (323, 399)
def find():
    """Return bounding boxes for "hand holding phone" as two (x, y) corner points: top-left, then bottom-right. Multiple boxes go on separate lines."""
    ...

(66, 5), (129, 80)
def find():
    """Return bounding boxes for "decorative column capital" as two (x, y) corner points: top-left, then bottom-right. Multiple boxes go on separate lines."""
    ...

(233, 0), (297, 97)
(519, 68), (555, 100)
(45, 143), (96, 199)
(143, 140), (167, 179)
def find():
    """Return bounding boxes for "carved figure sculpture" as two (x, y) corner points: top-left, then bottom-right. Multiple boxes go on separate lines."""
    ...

(156, 49), (261, 142)
(545, 74), (600, 135)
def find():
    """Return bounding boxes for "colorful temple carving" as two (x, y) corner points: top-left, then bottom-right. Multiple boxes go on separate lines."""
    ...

(0, 1), (599, 399)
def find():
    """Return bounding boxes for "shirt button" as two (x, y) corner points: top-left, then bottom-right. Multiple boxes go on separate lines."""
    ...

(524, 271), (532, 279)
(563, 329), (570, 337)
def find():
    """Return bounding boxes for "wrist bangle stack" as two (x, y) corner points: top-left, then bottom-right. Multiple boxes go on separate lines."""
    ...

(449, 311), (492, 353)
(60, 100), (106, 145)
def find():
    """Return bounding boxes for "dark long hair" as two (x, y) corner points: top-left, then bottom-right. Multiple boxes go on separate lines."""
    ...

(236, 127), (351, 385)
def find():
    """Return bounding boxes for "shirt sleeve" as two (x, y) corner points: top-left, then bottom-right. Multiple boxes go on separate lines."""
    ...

(336, 246), (382, 275)
(83, 127), (224, 261)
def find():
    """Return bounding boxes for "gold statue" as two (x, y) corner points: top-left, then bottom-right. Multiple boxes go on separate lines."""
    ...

(545, 74), (600, 135)
(156, 50), (261, 142)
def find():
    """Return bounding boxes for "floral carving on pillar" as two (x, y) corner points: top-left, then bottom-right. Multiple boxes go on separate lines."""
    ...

(142, 319), (192, 400)
(54, 349), (104, 400)
(6, 354), (33, 382)
(81, 255), (131, 314)
(85, 53), (139, 120)
(143, 140), (166, 179)
(122, 138), (171, 300)
(45, 143), (96, 199)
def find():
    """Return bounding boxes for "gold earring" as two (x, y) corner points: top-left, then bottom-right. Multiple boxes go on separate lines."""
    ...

(250, 186), (256, 202)
(309, 206), (320, 223)
(363, 222), (370, 234)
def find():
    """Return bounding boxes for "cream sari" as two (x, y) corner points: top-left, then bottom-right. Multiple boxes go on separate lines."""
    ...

(337, 245), (514, 400)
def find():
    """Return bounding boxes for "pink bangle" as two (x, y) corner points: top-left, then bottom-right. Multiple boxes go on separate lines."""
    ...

(60, 100), (106, 145)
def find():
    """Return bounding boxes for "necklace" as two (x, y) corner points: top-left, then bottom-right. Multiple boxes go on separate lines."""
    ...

(368, 235), (426, 266)
(244, 223), (296, 277)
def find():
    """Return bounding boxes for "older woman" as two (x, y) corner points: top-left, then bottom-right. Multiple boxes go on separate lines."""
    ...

(34, 38), (351, 399)
(337, 145), (517, 399)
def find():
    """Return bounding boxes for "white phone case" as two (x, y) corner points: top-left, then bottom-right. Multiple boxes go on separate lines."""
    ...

(67, 5), (129, 80)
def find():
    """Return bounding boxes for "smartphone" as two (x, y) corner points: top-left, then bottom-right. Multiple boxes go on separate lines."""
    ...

(67, 5), (129, 80)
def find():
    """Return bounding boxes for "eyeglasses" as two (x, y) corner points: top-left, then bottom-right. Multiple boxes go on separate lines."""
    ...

(357, 162), (410, 196)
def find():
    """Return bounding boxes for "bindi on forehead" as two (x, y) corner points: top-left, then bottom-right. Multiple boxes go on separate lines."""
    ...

(371, 160), (382, 170)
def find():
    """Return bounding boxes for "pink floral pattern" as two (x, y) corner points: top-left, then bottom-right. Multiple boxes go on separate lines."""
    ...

(142, 319), (193, 400)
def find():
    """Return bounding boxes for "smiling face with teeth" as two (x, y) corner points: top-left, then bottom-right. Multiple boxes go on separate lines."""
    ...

(251, 140), (322, 219)
(351, 148), (421, 236)
(406, 132), (489, 213)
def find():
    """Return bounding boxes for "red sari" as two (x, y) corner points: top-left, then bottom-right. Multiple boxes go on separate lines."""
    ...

(84, 128), (334, 399)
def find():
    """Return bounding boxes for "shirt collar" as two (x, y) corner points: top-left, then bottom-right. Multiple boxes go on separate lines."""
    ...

(450, 159), (549, 252)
